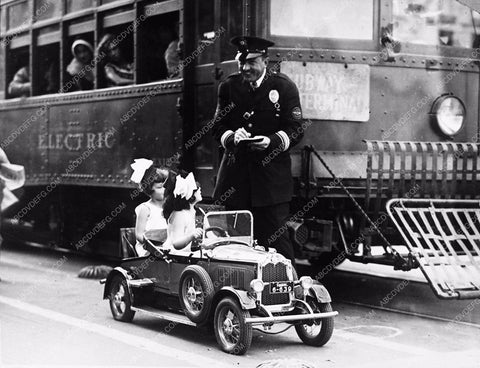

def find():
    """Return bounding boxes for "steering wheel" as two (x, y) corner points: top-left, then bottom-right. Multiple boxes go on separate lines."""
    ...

(204, 226), (228, 238)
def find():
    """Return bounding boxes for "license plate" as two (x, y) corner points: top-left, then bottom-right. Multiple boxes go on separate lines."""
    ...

(269, 281), (293, 294)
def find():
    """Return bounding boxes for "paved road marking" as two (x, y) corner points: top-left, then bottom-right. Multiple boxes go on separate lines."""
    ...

(335, 328), (434, 355)
(0, 256), (72, 277)
(351, 349), (480, 368)
(1, 366), (172, 368)
(340, 300), (480, 329)
(0, 295), (224, 368)
(340, 324), (403, 338)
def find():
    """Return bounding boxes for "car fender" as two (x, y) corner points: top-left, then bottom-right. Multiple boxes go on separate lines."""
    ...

(216, 287), (256, 310)
(308, 282), (332, 303)
(103, 267), (132, 300)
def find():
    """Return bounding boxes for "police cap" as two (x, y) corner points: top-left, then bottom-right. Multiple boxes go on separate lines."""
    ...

(231, 36), (275, 62)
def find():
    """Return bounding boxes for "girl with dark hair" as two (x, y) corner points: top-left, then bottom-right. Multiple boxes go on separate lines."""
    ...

(97, 33), (133, 87)
(130, 159), (169, 256)
(162, 172), (203, 252)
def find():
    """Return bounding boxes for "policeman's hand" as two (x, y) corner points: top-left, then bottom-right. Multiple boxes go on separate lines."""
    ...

(192, 228), (203, 240)
(234, 128), (251, 145)
(248, 136), (270, 151)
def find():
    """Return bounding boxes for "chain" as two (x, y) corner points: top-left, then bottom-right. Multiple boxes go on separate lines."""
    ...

(306, 145), (406, 265)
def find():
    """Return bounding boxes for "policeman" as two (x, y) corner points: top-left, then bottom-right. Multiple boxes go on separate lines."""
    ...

(213, 36), (304, 266)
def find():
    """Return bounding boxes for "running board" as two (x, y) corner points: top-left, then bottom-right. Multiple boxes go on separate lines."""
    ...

(128, 279), (154, 288)
(131, 305), (196, 326)
(387, 199), (480, 299)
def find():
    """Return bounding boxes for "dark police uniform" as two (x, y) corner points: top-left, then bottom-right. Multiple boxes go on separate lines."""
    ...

(212, 36), (304, 265)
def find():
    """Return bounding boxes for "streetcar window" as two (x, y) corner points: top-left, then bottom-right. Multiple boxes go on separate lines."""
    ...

(35, 43), (60, 95)
(0, 52), (4, 100)
(0, 3), (5, 35)
(66, 0), (94, 14)
(393, 0), (480, 48)
(195, 0), (215, 65)
(97, 24), (134, 88)
(6, 47), (30, 98)
(6, 1), (31, 30)
(34, 0), (62, 22)
(138, 11), (180, 83)
(220, 0), (243, 61)
(269, 0), (374, 40)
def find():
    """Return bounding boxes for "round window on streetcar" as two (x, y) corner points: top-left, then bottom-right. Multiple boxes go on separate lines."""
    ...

(431, 95), (466, 137)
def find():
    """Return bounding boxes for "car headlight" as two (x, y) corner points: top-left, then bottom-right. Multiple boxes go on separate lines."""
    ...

(287, 220), (308, 246)
(299, 276), (314, 290)
(431, 95), (465, 137)
(250, 279), (264, 293)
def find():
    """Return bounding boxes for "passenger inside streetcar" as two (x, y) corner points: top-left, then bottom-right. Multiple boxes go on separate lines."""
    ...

(164, 22), (181, 78)
(35, 42), (60, 95)
(8, 66), (31, 98)
(97, 33), (133, 87)
(140, 15), (180, 82)
(66, 39), (94, 91)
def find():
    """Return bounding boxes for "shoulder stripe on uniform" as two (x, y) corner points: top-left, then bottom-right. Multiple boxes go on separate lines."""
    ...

(221, 130), (234, 148)
(276, 131), (290, 151)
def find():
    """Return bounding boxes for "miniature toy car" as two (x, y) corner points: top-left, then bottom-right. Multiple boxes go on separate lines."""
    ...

(102, 210), (337, 355)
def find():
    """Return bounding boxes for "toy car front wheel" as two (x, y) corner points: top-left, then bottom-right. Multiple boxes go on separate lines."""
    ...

(179, 265), (214, 323)
(295, 298), (333, 347)
(109, 275), (135, 322)
(214, 297), (252, 355)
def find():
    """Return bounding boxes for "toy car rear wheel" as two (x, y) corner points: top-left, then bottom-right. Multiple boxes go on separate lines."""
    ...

(214, 297), (252, 355)
(179, 265), (214, 323)
(295, 298), (333, 347)
(109, 275), (135, 322)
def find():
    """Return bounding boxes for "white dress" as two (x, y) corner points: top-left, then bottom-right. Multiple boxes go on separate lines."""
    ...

(163, 208), (196, 254)
(134, 200), (167, 256)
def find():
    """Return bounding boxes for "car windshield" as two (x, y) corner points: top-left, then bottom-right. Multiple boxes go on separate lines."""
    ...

(203, 211), (253, 246)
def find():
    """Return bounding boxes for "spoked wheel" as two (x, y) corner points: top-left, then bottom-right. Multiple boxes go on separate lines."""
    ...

(295, 298), (334, 347)
(179, 265), (214, 323)
(214, 297), (252, 355)
(109, 275), (135, 322)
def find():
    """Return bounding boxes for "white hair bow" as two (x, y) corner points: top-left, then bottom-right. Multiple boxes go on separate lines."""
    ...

(130, 158), (153, 184)
(173, 172), (197, 200)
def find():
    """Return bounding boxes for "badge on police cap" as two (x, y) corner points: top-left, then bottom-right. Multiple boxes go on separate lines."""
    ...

(269, 90), (279, 104)
(231, 36), (275, 62)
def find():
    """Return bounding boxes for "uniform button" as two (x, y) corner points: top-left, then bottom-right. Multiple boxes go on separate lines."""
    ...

(247, 123), (253, 128)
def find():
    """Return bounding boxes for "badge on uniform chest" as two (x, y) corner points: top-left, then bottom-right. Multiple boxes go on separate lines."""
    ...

(240, 89), (281, 126)
(269, 89), (281, 117)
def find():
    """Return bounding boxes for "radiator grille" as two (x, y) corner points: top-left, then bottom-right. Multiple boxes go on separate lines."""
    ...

(262, 262), (288, 282)
(261, 262), (290, 305)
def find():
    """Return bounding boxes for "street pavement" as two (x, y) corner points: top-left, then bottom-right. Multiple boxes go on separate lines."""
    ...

(1, 246), (479, 368)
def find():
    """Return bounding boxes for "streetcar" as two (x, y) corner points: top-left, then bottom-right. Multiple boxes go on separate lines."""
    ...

(1, 0), (480, 300)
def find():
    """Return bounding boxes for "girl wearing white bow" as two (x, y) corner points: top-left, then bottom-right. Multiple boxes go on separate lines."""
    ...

(130, 159), (169, 256)
(162, 172), (203, 253)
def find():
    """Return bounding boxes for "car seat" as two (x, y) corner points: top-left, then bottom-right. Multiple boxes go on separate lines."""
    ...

(120, 227), (138, 258)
